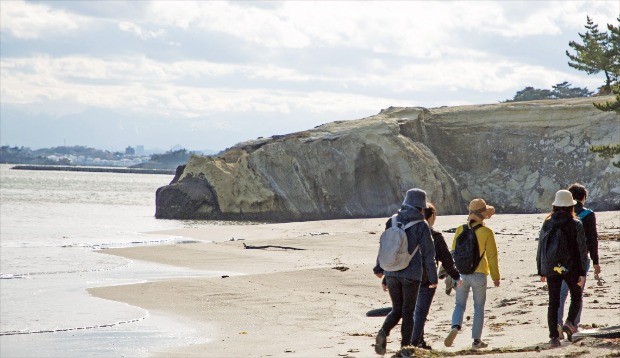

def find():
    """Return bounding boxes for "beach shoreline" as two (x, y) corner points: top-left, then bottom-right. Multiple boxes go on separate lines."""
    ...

(88, 212), (620, 357)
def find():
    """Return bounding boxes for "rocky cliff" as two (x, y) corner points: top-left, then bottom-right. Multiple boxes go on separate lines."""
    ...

(155, 96), (619, 221)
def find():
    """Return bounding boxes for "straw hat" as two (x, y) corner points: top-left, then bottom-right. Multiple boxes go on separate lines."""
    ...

(467, 198), (495, 221)
(552, 190), (577, 207)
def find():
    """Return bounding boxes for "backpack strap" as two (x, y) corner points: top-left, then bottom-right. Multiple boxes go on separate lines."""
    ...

(402, 219), (423, 256)
(577, 209), (593, 221)
(403, 219), (423, 230)
(391, 215), (423, 230)
(468, 223), (485, 260)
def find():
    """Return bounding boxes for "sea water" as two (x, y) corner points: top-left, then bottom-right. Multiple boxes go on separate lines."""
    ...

(0, 164), (214, 357)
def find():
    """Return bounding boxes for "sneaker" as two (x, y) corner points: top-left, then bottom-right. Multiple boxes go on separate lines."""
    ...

(549, 337), (562, 348)
(375, 329), (387, 355)
(557, 323), (565, 340)
(563, 322), (577, 342)
(444, 327), (459, 347)
(399, 347), (412, 358)
(417, 340), (432, 350)
(445, 275), (454, 295)
(472, 339), (488, 349)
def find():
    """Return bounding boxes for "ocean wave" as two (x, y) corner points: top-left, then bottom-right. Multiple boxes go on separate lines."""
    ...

(0, 315), (148, 336)
(0, 261), (133, 279)
(62, 237), (200, 250)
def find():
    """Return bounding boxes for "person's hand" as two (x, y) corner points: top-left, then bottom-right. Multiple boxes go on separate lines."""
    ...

(428, 283), (438, 289)
(375, 273), (383, 279)
(594, 264), (601, 275)
(456, 279), (463, 288)
(577, 276), (586, 287)
(540, 276), (546, 283)
(493, 279), (500, 287)
(382, 283), (388, 292)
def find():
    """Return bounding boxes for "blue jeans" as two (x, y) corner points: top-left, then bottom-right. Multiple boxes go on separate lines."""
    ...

(411, 284), (436, 346)
(451, 273), (487, 340)
(381, 276), (421, 347)
(558, 258), (590, 326)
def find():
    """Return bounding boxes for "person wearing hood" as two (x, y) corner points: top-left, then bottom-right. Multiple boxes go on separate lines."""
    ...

(537, 190), (588, 347)
(373, 188), (438, 355)
(444, 198), (500, 350)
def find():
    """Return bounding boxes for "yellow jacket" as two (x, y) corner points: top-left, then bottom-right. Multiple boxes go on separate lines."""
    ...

(451, 221), (500, 281)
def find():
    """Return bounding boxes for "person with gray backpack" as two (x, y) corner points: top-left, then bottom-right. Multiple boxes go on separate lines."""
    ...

(372, 188), (438, 355)
(537, 189), (588, 347)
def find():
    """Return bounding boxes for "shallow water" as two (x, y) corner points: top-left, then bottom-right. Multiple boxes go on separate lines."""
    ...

(0, 164), (216, 356)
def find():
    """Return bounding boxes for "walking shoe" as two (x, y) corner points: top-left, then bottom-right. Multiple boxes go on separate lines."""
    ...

(445, 275), (454, 295)
(399, 347), (412, 358)
(417, 340), (432, 350)
(549, 337), (562, 348)
(472, 339), (488, 349)
(444, 327), (459, 347)
(557, 323), (565, 340)
(375, 329), (387, 355)
(563, 322), (577, 342)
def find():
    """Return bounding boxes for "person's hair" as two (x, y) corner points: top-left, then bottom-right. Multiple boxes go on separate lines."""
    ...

(568, 183), (588, 202)
(424, 202), (436, 221)
(546, 205), (575, 220)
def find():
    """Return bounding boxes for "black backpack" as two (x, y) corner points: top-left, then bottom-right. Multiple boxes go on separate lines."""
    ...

(539, 225), (572, 276)
(452, 224), (484, 275)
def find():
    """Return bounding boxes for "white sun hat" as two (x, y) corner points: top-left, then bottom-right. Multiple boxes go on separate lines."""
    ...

(552, 189), (577, 207)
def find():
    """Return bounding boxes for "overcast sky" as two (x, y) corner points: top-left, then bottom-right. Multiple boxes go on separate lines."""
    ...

(1, 1), (618, 153)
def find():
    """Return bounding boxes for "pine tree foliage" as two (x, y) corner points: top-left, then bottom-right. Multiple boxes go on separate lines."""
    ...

(590, 85), (620, 168)
(566, 16), (619, 93)
(504, 82), (592, 102)
(593, 84), (620, 112)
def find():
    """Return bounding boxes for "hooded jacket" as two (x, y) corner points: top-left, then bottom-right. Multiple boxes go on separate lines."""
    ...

(536, 211), (588, 277)
(575, 202), (599, 265)
(374, 207), (438, 284)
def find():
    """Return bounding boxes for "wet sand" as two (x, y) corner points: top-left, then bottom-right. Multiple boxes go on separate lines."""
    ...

(89, 212), (620, 357)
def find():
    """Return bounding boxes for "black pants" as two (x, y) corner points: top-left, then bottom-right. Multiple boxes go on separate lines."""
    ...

(547, 273), (582, 338)
(381, 276), (421, 347)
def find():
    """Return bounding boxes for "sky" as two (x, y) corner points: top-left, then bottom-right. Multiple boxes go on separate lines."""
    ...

(1, 0), (618, 153)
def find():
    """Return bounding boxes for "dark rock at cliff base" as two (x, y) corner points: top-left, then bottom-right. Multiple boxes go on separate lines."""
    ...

(155, 177), (219, 219)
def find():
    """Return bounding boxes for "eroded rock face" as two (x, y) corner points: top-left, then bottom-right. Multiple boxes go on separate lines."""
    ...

(156, 96), (619, 221)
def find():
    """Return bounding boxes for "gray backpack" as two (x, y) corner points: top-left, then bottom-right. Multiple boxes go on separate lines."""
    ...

(377, 215), (422, 271)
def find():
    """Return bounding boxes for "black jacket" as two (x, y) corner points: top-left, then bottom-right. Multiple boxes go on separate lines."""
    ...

(536, 211), (588, 276)
(575, 202), (599, 265)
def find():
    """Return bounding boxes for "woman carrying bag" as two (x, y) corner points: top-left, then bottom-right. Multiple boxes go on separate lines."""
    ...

(537, 190), (588, 347)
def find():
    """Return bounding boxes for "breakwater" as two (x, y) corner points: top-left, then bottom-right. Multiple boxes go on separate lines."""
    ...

(11, 165), (175, 175)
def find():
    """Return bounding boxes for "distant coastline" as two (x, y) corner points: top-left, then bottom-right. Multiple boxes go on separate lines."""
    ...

(11, 164), (175, 175)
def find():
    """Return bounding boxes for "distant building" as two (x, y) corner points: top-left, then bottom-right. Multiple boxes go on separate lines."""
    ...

(125, 146), (136, 155)
(135, 145), (145, 155)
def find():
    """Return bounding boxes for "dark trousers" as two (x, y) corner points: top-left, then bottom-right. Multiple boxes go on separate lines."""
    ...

(411, 283), (436, 346)
(547, 273), (582, 338)
(381, 276), (421, 347)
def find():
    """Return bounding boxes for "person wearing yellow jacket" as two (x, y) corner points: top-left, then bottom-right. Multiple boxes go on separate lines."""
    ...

(444, 198), (500, 350)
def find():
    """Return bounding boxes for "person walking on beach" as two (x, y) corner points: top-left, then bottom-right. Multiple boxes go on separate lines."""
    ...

(537, 190), (588, 347)
(373, 188), (438, 355)
(557, 183), (601, 337)
(444, 198), (500, 350)
(410, 203), (462, 350)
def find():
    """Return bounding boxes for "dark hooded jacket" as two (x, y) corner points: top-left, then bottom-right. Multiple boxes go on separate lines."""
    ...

(575, 202), (599, 265)
(536, 211), (588, 277)
(373, 207), (438, 284)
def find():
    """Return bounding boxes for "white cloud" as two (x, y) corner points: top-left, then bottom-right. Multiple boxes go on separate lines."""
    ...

(118, 21), (165, 40)
(0, 0), (89, 39)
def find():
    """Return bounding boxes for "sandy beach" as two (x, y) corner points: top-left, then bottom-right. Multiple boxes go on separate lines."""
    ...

(89, 212), (620, 357)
